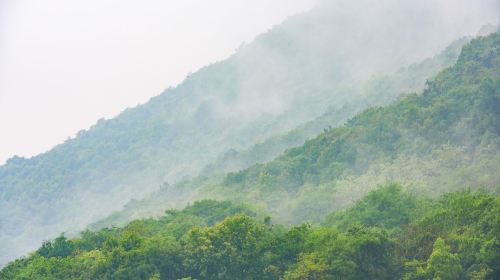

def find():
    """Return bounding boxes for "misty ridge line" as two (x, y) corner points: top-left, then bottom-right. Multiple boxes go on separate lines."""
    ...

(0, 0), (320, 165)
(4, 30), (497, 279)
(89, 30), (500, 230)
(0, 0), (499, 267)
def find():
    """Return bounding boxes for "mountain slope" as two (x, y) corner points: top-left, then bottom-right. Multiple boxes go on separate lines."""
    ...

(1, 0), (484, 264)
(203, 32), (500, 222)
(201, 37), (470, 177)
(97, 31), (500, 229)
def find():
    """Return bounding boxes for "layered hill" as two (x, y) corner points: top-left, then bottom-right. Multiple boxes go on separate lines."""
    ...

(95, 32), (500, 229)
(192, 31), (500, 223)
(1, 0), (483, 264)
(201, 38), (470, 177)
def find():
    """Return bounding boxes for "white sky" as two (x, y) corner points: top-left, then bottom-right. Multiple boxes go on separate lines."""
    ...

(0, 0), (317, 164)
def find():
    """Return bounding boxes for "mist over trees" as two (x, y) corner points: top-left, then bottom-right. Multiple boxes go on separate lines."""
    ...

(0, 0), (499, 272)
(92, 32), (500, 230)
(4, 26), (498, 280)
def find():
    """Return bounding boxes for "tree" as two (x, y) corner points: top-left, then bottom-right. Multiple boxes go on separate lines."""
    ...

(37, 235), (75, 258)
(404, 238), (464, 280)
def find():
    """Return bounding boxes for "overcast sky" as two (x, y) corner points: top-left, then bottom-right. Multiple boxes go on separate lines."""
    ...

(0, 0), (317, 164)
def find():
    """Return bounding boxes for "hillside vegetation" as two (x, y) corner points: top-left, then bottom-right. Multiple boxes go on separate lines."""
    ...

(2, 23), (499, 280)
(201, 37), (470, 177)
(2, 186), (498, 279)
(0, 1), (477, 265)
(95, 32), (500, 229)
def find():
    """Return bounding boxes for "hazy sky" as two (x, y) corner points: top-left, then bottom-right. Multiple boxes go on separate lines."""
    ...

(0, 0), (317, 164)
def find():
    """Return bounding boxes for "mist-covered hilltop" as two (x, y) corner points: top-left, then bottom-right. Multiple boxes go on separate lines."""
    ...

(0, 0), (496, 265)
(200, 37), (470, 177)
(93, 32), (500, 230)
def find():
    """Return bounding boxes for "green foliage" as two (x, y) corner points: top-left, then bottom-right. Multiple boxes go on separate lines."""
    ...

(2, 3), (471, 266)
(404, 238), (464, 280)
(399, 191), (500, 280)
(0, 7), (476, 263)
(2, 188), (498, 279)
(323, 184), (423, 230)
(36, 235), (75, 258)
(284, 226), (396, 280)
(142, 31), (500, 227)
(181, 215), (271, 279)
(1, 9), (498, 273)
(91, 32), (500, 233)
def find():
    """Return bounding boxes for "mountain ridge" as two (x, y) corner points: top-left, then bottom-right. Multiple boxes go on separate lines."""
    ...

(92, 32), (500, 230)
(0, 0), (496, 265)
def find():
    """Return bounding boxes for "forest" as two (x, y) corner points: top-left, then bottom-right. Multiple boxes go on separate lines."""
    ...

(1, 27), (499, 280)
(1, 186), (498, 279)
(0, 0), (486, 265)
(1, 0), (499, 278)
(91, 32), (500, 229)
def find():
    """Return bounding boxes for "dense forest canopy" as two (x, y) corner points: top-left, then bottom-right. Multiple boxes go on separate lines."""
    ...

(2, 186), (498, 279)
(92, 32), (500, 230)
(2, 29), (499, 279)
(1, 1), (489, 265)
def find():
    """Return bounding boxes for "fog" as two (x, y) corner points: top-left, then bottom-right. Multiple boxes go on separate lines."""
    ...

(0, 0), (499, 268)
(199, 0), (499, 122)
(0, 0), (317, 164)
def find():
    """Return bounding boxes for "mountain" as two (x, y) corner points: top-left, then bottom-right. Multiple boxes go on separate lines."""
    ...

(195, 31), (500, 223)
(95, 31), (500, 230)
(1, 0), (485, 264)
(200, 37), (470, 177)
